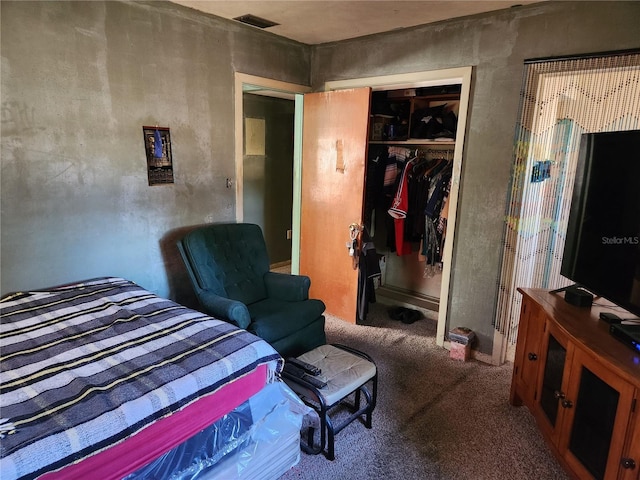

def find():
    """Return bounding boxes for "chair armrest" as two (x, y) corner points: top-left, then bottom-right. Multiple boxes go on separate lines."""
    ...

(198, 290), (251, 330)
(264, 272), (310, 302)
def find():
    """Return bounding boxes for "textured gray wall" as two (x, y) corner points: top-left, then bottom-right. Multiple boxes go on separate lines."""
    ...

(2, 0), (640, 355)
(310, 1), (640, 353)
(1, 1), (309, 304)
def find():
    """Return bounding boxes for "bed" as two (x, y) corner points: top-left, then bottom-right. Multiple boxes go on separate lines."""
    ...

(0, 277), (306, 480)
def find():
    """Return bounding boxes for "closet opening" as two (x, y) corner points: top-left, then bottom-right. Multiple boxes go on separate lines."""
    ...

(366, 85), (461, 314)
(324, 67), (473, 347)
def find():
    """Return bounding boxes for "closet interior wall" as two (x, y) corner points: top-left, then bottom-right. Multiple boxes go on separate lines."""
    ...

(365, 86), (461, 311)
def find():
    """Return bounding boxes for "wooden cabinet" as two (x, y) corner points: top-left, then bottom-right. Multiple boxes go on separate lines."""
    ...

(511, 289), (640, 480)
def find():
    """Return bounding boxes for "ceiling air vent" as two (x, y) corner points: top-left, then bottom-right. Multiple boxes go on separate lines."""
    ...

(233, 14), (279, 29)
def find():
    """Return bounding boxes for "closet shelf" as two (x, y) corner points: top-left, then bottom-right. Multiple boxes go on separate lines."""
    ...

(369, 140), (455, 146)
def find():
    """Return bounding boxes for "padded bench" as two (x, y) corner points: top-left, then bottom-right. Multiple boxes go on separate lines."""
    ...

(282, 344), (377, 460)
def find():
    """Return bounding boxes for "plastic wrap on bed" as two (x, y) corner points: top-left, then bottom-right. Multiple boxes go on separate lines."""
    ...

(125, 382), (315, 480)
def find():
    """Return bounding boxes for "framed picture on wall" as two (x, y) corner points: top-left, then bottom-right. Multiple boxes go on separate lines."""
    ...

(143, 126), (174, 185)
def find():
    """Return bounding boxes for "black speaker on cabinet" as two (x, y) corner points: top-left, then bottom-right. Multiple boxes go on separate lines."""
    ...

(564, 286), (594, 308)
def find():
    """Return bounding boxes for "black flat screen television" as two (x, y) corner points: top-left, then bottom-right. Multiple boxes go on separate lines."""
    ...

(560, 129), (640, 318)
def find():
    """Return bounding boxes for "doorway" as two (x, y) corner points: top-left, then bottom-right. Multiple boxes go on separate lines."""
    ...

(242, 92), (294, 264)
(234, 73), (310, 267)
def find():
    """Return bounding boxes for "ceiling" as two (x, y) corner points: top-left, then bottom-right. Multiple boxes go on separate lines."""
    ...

(170, 1), (544, 45)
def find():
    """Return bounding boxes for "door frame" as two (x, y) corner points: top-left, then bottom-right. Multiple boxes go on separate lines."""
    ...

(234, 73), (311, 269)
(323, 67), (473, 347)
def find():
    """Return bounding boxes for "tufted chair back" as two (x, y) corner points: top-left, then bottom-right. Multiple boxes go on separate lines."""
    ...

(179, 223), (269, 306)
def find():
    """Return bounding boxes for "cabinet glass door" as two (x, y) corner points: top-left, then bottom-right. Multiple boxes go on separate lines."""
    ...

(562, 347), (636, 480)
(540, 333), (566, 427)
(568, 366), (619, 480)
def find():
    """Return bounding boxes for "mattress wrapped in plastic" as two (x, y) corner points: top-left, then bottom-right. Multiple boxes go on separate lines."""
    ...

(125, 382), (315, 480)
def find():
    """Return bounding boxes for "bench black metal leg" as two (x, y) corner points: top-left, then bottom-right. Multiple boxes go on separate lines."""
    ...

(326, 414), (335, 460)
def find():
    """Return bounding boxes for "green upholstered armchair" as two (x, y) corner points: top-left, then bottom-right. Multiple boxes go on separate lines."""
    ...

(178, 223), (326, 358)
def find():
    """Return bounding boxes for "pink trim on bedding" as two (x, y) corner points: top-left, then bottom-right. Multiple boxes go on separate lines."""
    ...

(41, 364), (268, 480)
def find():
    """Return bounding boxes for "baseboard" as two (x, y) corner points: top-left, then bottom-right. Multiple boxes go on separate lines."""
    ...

(375, 285), (439, 312)
(270, 261), (292, 274)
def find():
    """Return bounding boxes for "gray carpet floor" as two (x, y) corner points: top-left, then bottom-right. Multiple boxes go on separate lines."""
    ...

(279, 301), (569, 480)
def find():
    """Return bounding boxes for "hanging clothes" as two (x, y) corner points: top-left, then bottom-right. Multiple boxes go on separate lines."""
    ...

(383, 147), (413, 252)
(387, 156), (417, 256)
(406, 156), (447, 242)
(364, 145), (389, 235)
(420, 162), (453, 275)
(377, 146), (454, 262)
(357, 229), (382, 323)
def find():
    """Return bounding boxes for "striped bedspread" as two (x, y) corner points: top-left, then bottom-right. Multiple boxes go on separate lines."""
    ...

(0, 277), (283, 480)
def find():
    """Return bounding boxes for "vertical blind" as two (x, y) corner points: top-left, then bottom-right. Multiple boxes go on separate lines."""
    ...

(495, 51), (640, 350)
